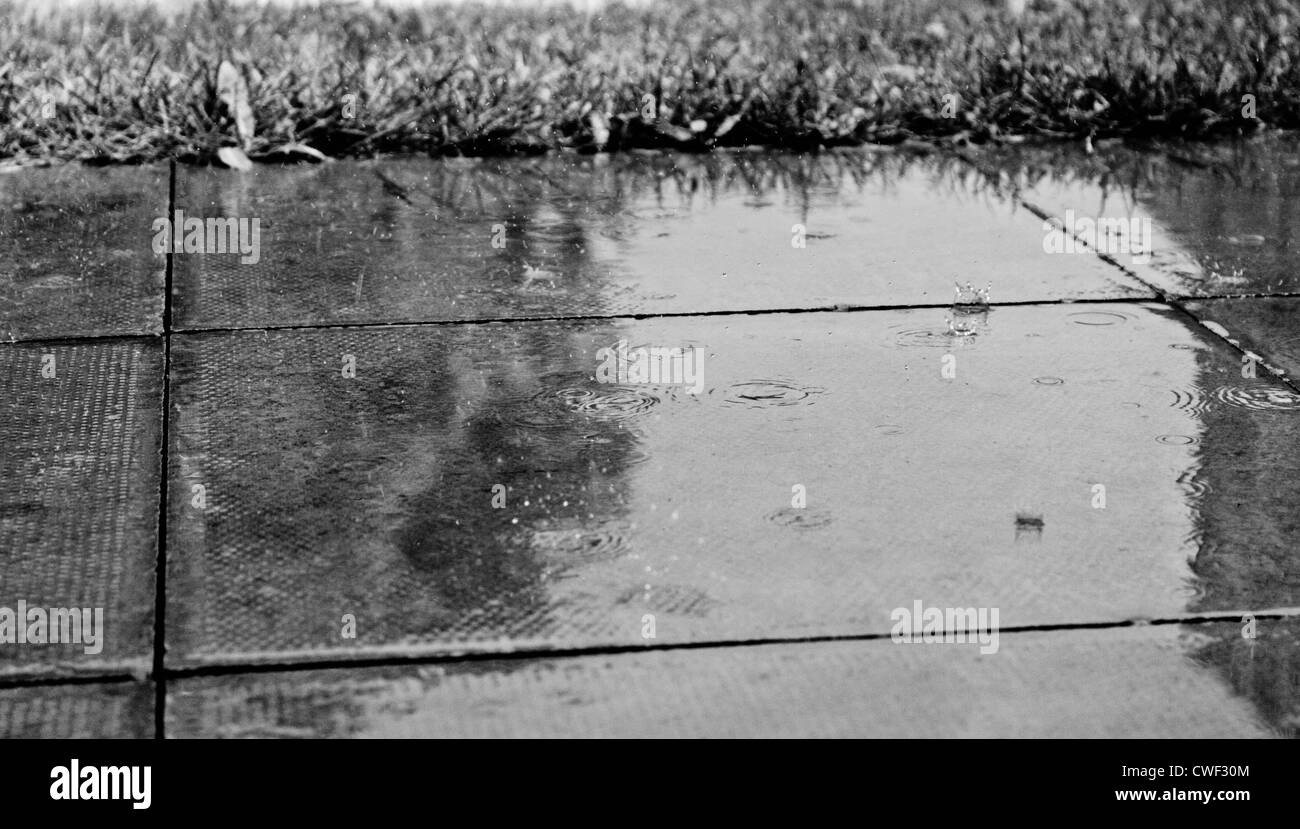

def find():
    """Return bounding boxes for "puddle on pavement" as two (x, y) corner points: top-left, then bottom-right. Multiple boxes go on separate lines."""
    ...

(1184, 296), (1300, 382)
(170, 149), (1147, 330)
(166, 622), (1291, 738)
(963, 133), (1300, 297)
(167, 302), (1300, 692)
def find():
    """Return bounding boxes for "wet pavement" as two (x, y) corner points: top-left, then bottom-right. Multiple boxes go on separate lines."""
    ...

(0, 338), (162, 680)
(171, 151), (1147, 331)
(166, 623), (1287, 738)
(3, 140), (1300, 737)
(0, 165), (168, 341)
(0, 681), (154, 739)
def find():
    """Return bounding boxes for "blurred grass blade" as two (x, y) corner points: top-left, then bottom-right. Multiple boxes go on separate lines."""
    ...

(217, 145), (253, 170)
(217, 59), (255, 150)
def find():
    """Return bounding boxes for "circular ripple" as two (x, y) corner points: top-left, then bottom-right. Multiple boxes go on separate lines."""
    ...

(766, 507), (834, 529)
(1156, 434), (1198, 446)
(573, 388), (659, 420)
(893, 327), (958, 348)
(1214, 385), (1300, 411)
(530, 527), (631, 564)
(723, 380), (824, 407)
(1033, 376), (1065, 386)
(1068, 311), (1133, 326)
(1169, 386), (1212, 414)
(554, 387), (597, 405)
(523, 385), (660, 423)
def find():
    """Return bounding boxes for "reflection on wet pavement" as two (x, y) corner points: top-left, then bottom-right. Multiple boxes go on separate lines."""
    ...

(0, 165), (168, 341)
(961, 133), (1300, 298)
(172, 150), (1147, 330)
(167, 623), (1285, 738)
(5, 139), (1300, 737)
(167, 303), (1300, 674)
(0, 339), (162, 680)
(1184, 297), (1300, 382)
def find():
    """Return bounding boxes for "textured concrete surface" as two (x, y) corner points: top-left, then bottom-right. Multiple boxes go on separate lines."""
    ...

(171, 151), (1149, 331)
(1184, 297), (1300, 381)
(166, 623), (1290, 738)
(0, 681), (154, 738)
(0, 339), (162, 680)
(0, 164), (168, 341)
(963, 133), (1300, 299)
(4, 146), (1299, 738)
(164, 303), (1300, 668)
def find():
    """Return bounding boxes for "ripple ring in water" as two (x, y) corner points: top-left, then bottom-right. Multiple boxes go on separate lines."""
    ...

(766, 507), (834, 529)
(1214, 385), (1300, 411)
(723, 380), (825, 408)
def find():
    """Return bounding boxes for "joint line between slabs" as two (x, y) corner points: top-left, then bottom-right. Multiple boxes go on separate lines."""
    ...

(948, 150), (1300, 396)
(151, 158), (176, 740)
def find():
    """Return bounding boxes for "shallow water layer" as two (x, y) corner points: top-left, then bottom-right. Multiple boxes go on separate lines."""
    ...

(5, 141), (1300, 736)
(166, 302), (1300, 670)
(965, 133), (1300, 298)
(0, 165), (167, 340)
(0, 339), (162, 680)
(165, 622), (1290, 738)
(171, 150), (1147, 330)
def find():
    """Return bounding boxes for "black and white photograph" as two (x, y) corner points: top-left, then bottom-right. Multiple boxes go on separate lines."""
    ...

(0, 0), (1291, 803)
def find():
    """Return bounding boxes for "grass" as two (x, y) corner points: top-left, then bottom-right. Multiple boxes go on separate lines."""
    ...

(1, 0), (1299, 166)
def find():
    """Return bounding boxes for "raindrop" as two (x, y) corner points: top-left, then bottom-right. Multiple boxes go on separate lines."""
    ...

(1033, 376), (1064, 385)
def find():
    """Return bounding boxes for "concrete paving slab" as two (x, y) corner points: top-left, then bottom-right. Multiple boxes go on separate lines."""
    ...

(166, 302), (1300, 668)
(1169, 297), (1300, 613)
(1183, 297), (1300, 381)
(0, 338), (162, 679)
(165, 623), (1287, 738)
(0, 164), (167, 341)
(171, 151), (1149, 331)
(964, 134), (1300, 299)
(0, 681), (154, 738)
